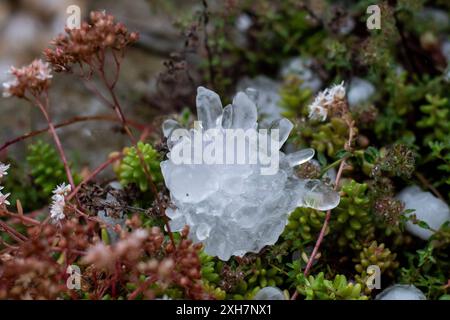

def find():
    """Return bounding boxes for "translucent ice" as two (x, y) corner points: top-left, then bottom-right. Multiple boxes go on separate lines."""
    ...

(161, 87), (340, 260)
(376, 285), (426, 300)
(253, 287), (286, 300)
(396, 185), (450, 240)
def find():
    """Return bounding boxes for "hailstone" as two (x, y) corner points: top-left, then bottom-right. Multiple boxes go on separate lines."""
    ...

(396, 185), (450, 240)
(161, 87), (340, 260)
(253, 286), (286, 300)
(376, 284), (426, 300)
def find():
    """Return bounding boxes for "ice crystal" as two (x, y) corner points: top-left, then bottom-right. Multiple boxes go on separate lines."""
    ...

(253, 286), (285, 300)
(376, 284), (426, 300)
(396, 186), (450, 240)
(161, 87), (340, 260)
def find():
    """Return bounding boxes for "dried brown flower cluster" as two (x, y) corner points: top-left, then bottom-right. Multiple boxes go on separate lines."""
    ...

(373, 196), (405, 226)
(82, 222), (210, 299)
(44, 11), (139, 72)
(2, 59), (52, 98)
(0, 210), (211, 300)
(0, 218), (98, 299)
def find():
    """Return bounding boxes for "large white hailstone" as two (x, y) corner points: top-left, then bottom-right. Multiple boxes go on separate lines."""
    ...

(396, 186), (450, 240)
(237, 76), (282, 127)
(161, 87), (340, 260)
(347, 77), (375, 108)
(253, 287), (285, 300)
(376, 285), (426, 300)
(280, 57), (322, 93)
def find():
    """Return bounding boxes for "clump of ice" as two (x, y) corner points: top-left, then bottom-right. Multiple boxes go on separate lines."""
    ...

(280, 57), (322, 93)
(347, 77), (375, 108)
(376, 284), (426, 300)
(396, 185), (450, 240)
(237, 76), (282, 127)
(253, 287), (285, 300)
(161, 87), (340, 260)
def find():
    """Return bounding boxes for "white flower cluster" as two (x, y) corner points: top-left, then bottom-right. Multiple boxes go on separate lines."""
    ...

(161, 87), (340, 260)
(0, 162), (11, 207)
(308, 82), (346, 121)
(2, 59), (53, 98)
(50, 183), (71, 223)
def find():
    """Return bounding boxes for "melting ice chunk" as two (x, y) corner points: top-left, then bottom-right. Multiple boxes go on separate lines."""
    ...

(253, 287), (286, 300)
(376, 285), (426, 300)
(285, 149), (315, 167)
(396, 185), (450, 240)
(299, 180), (340, 211)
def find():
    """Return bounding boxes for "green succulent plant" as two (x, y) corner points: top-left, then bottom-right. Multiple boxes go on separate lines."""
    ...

(354, 241), (399, 294)
(283, 207), (327, 248)
(417, 94), (449, 145)
(332, 180), (375, 250)
(279, 75), (313, 119)
(294, 272), (368, 300)
(117, 142), (162, 192)
(301, 118), (350, 158)
(26, 140), (78, 195)
(229, 257), (284, 300)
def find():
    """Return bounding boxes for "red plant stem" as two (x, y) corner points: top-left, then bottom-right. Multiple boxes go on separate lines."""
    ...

(34, 97), (75, 190)
(128, 275), (158, 300)
(93, 59), (175, 247)
(291, 120), (354, 300)
(0, 220), (28, 243)
(4, 211), (41, 226)
(0, 115), (146, 153)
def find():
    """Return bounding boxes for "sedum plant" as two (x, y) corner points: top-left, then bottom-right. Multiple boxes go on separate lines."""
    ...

(117, 142), (163, 192)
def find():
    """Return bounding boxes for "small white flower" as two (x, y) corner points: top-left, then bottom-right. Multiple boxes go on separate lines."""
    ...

(327, 81), (346, 100)
(307, 82), (346, 121)
(0, 162), (10, 179)
(0, 186), (10, 206)
(33, 60), (53, 81)
(53, 182), (71, 197)
(49, 183), (71, 223)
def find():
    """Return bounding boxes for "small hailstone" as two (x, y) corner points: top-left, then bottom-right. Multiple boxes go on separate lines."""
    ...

(161, 87), (340, 260)
(236, 14), (252, 32)
(253, 287), (285, 300)
(49, 182), (71, 223)
(347, 77), (375, 108)
(396, 186), (450, 240)
(0, 162), (10, 179)
(376, 284), (426, 300)
(308, 82), (346, 121)
(0, 186), (11, 206)
(280, 57), (322, 92)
